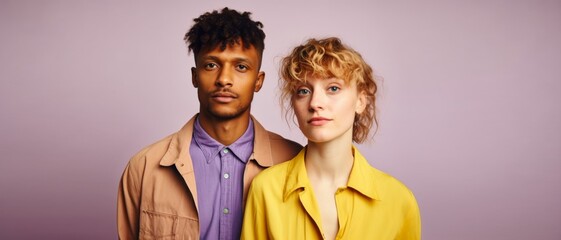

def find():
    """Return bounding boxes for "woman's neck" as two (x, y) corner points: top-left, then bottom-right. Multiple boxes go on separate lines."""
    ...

(305, 137), (354, 183)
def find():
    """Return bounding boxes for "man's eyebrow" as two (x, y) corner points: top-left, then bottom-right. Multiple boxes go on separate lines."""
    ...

(200, 56), (252, 62)
(233, 57), (253, 64)
(200, 56), (219, 61)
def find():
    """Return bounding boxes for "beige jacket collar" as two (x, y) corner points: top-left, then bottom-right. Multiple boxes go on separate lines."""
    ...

(157, 114), (275, 211)
(159, 114), (274, 168)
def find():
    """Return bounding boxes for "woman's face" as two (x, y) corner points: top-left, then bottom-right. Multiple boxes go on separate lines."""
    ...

(291, 77), (366, 144)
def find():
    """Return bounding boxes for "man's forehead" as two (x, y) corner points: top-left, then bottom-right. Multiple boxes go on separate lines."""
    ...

(195, 41), (262, 64)
(199, 40), (255, 53)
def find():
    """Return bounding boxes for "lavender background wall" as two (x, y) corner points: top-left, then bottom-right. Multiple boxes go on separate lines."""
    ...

(1, 0), (560, 239)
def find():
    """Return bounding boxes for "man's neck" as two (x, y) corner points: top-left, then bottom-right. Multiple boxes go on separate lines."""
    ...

(197, 113), (251, 146)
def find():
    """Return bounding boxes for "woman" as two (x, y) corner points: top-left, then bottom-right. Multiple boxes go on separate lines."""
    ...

(241, 37), (421, 239)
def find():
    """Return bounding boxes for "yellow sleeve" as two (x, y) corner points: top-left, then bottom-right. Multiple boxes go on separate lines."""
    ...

(397, 191), (422, 240)
(241, 180), (269, 240)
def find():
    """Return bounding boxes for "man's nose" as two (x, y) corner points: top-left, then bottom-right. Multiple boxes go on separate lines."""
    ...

(216, 67), (233, 87)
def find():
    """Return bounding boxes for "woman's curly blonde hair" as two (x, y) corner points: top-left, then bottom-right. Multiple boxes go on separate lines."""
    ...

(279, 37), (378, 143)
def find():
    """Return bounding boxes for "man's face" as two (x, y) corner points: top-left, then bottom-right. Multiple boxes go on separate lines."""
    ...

(192, 42), (264, 121)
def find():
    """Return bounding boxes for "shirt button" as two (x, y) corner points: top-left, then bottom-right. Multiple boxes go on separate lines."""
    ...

(223, 173), (230, 179)
(223, 208), (230, 214)
(223, 149), (229, 154)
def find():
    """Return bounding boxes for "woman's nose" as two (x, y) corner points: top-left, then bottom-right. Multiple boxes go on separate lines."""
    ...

(308, 90), (326, 112)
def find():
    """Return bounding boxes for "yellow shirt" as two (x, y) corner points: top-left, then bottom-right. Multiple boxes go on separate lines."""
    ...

(241, 147), (421, 240)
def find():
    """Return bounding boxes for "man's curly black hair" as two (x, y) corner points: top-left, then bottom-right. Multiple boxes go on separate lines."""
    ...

(184, 7), (266, 59)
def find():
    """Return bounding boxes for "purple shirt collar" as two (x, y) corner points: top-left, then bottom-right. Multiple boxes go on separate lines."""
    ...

(193, 117), (254, 164)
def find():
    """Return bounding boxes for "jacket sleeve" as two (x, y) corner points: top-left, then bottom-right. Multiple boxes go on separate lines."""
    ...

(117, 158), (144, 240)
(397, 191), (422, 240)
(241, 181), (269, 240)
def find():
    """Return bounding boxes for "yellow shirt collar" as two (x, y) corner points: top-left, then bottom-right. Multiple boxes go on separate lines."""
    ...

(347, 147), (381, 200)
(283, 146), (381, 202)
(283, 148), (309, 202)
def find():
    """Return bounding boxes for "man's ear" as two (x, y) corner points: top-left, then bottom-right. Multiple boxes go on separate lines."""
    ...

(254, 71), (265, 92)
(191, 67), (198, 88)
(355, 90), (367, 114)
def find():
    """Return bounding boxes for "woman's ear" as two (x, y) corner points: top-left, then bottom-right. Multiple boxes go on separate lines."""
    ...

(355, 90), (367, 114)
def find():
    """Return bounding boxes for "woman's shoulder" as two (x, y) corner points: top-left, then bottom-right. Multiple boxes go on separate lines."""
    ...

(253, 147), (305, 185)
(247, 160), (299, 202)
(364, 165), (418, 204)
(354, 149), (414, 196)
(251, 160), (293, 188)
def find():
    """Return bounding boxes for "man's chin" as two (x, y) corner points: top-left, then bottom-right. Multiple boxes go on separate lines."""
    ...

(208, 110), (246, 120)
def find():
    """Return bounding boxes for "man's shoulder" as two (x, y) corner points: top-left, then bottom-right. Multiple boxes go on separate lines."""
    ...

(252, 116), (301, 147)
(264, 130), (303, 163)
(265, 130), (302, 148)
(126, 116), (196, 168)
(126, 133), (175, 167)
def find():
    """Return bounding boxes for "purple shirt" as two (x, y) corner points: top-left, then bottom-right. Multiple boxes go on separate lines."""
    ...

(190, 117), (254, 240)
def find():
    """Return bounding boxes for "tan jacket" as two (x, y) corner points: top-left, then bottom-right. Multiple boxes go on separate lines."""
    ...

(117, 115), (302, 240)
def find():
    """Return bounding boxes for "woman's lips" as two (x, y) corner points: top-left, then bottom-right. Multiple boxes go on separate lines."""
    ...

(308, 117), (331, 126)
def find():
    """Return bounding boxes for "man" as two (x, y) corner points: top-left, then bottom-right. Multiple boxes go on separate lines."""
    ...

(117, 8), (302, 239)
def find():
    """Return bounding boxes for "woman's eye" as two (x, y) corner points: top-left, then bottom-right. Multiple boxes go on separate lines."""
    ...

(296, 88), (310, 95)
(328, 86), (340, 92)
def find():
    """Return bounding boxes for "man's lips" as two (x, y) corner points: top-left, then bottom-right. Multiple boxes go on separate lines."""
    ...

(211, 91), (237, 103)
(308, 117), (332, 126)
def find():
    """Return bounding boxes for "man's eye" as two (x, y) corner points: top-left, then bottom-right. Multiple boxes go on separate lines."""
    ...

(205, 63), (217, 69)
(237, 65), (248, 71)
